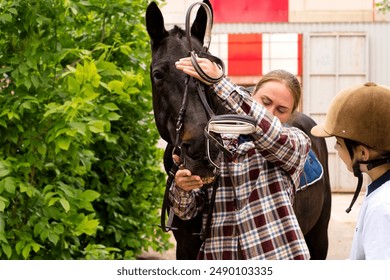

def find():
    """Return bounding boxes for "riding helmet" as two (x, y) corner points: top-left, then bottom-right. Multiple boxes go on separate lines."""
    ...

(311, 82), (390, 151)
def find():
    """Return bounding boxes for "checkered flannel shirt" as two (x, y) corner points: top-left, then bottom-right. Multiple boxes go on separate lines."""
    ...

(169, 77), (311, 260)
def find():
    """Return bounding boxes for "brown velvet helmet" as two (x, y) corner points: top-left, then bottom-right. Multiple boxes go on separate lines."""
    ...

(311, 82), (390, 151)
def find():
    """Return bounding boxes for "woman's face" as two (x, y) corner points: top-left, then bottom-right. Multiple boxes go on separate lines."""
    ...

(253, 81), (294, 124)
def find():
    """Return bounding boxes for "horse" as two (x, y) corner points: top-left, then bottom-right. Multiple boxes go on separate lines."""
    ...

(288, 112), (331, 260)
(146, 0), (331, 260)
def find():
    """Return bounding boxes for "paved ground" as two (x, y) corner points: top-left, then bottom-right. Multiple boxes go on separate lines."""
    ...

(326, 192), (363, 260)
(140, 193), (364, 260)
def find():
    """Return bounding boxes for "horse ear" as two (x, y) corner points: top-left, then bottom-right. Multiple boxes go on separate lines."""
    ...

(190, 0), (213, 45)
(146, 2), (168, 49)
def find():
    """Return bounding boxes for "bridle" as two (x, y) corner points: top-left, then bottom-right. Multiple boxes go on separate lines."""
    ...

(159, 1), (223, 237)
(159, 2), (255, 241)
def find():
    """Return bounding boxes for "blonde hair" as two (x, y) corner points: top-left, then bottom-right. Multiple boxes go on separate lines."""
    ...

(253, 69), (301, 113)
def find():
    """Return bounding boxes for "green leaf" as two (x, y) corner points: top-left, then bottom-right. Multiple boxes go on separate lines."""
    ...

(37, 143), (47, 156)
(27, 56), (38, 70)
(48, 233), (59, 245)
(88, 120), (106, 133)
(103, 103), (119, 111)
(0, 119), (7, 128)
(1, 244), (12, 259)
(69, 122), (87, 136)
(0, 66), (12, 74)
(108, 80), (124, 93)
(59, 198), (70, 213)
(128, 87), (140, 94)
(0, 161), (12, 178)
(56, 137), (71, 150)
(0, 213), (4, 233)
(68, 76), (80, 93)
(23, 77), (31, 90)
(34, 222), (45, 237)
(75, 215), (99, 236)
(8, 8), (18, 15)
(0, 14), (12, 23)
(44, 191), (56, 202)
(39, 229), (49, 242)
(19, 182), (36, 198)
(31, 242), (41, 253)
(81, 190), (100, 202)
(3, 177), (16, 194)
(0, 232), (7, 243)
(0, 199), (6, 212)
(22, 244), (31, 259)
(106, 112), (121, 121)
(31, 76), (40, 88)
(53, 224), (64, 235)
(48, 197), (60, 207)
(15, 240), (25, 254)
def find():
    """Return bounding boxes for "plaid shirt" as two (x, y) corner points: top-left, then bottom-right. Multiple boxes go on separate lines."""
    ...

(169, 77), (311, 260)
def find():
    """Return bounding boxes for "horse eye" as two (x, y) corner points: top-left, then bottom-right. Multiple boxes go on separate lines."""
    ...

(152, 70), (164, 81)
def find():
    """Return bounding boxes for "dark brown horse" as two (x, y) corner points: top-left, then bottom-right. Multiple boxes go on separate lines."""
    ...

(288, 112), (332, 259)
(146, 0), (331, 260)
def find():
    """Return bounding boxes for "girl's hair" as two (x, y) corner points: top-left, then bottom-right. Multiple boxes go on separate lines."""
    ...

(345, 138), (390, 160)
(253, 69), (302, 113)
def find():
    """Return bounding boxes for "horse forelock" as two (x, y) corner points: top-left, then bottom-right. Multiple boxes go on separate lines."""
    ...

(170, 25), (185, 39)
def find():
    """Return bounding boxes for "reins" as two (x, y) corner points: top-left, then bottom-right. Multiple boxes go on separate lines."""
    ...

(185, 2), (225, 86)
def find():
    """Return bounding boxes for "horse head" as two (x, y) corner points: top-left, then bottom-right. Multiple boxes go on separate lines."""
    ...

(146, 0), (225, 183)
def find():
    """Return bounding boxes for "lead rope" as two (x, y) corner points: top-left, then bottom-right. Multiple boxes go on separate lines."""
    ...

(160, 162), (180, 232)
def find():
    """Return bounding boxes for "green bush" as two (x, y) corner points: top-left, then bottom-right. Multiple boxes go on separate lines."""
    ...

(0, 0), (170, 259)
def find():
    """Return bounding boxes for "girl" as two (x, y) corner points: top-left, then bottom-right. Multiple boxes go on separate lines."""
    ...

(311, 82), (390, 259)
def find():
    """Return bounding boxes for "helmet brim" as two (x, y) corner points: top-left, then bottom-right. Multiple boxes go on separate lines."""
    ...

(311, 125), (333, 138)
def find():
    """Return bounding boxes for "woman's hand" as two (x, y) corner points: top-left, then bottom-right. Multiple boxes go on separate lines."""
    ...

(174, 169), (203, 191)
(175, 57), (222, 85)
(172, 154), (203, 191)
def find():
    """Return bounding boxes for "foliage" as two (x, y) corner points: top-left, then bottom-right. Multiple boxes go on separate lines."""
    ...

(0, 0), (170, 259)
(376, 0), (390, 13)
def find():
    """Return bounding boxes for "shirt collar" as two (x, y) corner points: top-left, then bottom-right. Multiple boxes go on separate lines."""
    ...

(367, 170), (390, 196)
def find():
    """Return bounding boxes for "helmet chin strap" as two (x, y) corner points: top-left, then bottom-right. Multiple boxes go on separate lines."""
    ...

(345, 156), (390, 213)
(345, 162), (363, 213)
(342, 139), (390, 213)
(360, 157), (390, 171)
(344, 139), (362, 213)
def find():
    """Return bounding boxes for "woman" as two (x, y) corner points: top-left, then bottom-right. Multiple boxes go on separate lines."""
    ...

(171, 57), (311, 260)
(311, 82), (390, 259)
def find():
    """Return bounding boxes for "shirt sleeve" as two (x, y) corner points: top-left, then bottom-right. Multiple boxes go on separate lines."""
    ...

(212, 76), (311, 186)
(169, 183), (205, 220)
